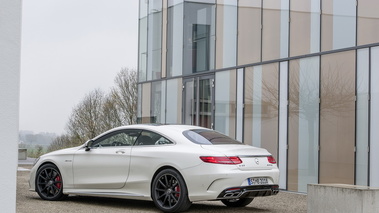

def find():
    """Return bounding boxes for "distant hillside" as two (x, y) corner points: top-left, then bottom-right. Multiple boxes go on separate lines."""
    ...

(19, 130), (57, 146)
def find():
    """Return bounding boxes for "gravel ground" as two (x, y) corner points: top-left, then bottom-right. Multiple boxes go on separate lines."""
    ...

(17, 164), (307, 213)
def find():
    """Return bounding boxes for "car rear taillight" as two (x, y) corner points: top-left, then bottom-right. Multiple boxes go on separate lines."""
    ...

(267, 156), (276, 164)
(200, 156), (242, 164)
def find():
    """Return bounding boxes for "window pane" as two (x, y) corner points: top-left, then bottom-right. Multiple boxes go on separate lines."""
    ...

(141, 83), (151, 123)
(215, 0), (237, 69)
(183, 1), (215, 75)
(288, 57), (319, 192)
(238, 0), (261, 65)
(151, 81), (166, 124)
(244, 63), (279, 160)
(321, 0), (356, 51)
(167, 2), (183, 77)
(370, 46), (379, 187)
(357, 0), (379, 45)
(147, 0), (162, 80)
(356, 48), (369, 186)
(290, 0), (320, 57)
(262, 0), (289, 61)
(215, 70), (236, 138)
(319, 51), (355, 184)
(138, 17), (147, 82)
(166, 78), (182, 123)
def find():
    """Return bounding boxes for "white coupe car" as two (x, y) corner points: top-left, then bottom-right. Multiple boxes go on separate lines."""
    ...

(29, 124), (279, 212)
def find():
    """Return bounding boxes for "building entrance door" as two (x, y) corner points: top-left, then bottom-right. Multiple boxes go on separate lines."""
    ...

(183, 75), (214, 129)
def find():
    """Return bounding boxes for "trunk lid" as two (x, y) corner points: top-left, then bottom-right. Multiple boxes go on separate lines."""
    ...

(200, 144), (276, 170)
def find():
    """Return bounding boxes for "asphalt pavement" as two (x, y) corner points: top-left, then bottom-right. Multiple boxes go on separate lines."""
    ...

(17, 164), (307, 213)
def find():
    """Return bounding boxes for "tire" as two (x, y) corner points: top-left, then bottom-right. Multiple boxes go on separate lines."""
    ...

(221, 198), (254, 207)
(35, 163), (67, 201)
(151, 169), (192, 212)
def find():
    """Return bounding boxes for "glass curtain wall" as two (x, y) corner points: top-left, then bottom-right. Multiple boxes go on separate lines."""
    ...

(358, 0), (379, 45)
(151, 81), (166, 124)
(237, 0), (261, 65)
(288, 57), (319, 192)
(183, 0), (216, 75)
(319, 51), (355, 184)
(215, 0), (237, 69)
(147, 0), (163, 80)
(244, 63), (279, 160)
(290, 0), (320, 57)
(166, 78), (183, 123)
(167, 0), (184, 77)
(321, 0), (356, 51)
(356, 48), (369, 186)
(215, 70), (236, 138)
(138, 0), (148, 82)
(262, 0), (289, 61)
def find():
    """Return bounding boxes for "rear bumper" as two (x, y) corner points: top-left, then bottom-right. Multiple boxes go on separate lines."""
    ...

(217, 184), (279, 199)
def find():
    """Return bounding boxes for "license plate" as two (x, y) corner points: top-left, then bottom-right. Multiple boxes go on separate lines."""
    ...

(248, 177), (268, 185)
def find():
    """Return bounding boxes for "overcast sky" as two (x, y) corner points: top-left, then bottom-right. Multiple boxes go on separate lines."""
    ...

(20, 0), (139, 134)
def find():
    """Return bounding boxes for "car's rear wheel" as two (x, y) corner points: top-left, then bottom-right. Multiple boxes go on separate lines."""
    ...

(152, 169), (192, 212)
(221, 198), (254, 207)
(35, 163), (67, 201)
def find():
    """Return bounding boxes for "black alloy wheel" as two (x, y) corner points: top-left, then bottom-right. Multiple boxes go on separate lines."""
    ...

(35, 163), (66, 201)
(221, 198), (254, 207)
(152, 169), (192, 212)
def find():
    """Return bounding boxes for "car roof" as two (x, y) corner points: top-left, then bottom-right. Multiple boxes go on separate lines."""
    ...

(92, 124), (208, 141)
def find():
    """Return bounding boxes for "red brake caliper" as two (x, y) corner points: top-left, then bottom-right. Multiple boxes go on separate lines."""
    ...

(55, 175), (62, 189)
(175, 185), (180, 198)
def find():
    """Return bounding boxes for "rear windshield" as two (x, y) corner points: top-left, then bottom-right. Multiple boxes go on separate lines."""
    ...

(183, 129), (242, 145)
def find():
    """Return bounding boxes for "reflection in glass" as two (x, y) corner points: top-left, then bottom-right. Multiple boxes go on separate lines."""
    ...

(183, 1), (215, 75)
(321, 0), (356, 51)
(198, 78), (213, 129)
(238, 0), (261, 65)
(244, 63), (279, 160)
(320, 51), (355, 184)
(151, 81), (166, 124)
(290, 0), (320, 57)
(137, 84), (142, 123)
(167, 2), (184, 77)
(147, 0), (162, 80)
(358, 0), (379, 45)
(138, 17), (147, 82)
(356, 48), (369, 186)
(216, 0), (237, 69)
(288, 57), (319, 192)
(215, 70), (236, 138)
(370, 47), (379, 187)
(183, 79), (195, 125)
(262, 0), (289, 61)
(166, 78), (182, 123)
(141, 83), (151, 123)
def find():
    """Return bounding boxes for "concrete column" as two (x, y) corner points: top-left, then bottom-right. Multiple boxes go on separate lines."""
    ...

(0, 0), (22, 212)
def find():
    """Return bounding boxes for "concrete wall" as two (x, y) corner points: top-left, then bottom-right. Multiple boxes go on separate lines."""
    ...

(308, 184), (379, 213)
(0, 0), (22, 212)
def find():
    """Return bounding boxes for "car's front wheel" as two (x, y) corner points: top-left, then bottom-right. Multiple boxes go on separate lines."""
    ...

(221, 198), (254, 207)
(151, 168), (192, 212)
(35, 163), (67, 201)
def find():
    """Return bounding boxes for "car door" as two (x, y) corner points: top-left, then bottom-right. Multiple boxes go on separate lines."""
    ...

(73, 129), (141, 189)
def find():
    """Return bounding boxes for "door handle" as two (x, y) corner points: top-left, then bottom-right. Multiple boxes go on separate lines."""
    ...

(116, 150), (125, 154)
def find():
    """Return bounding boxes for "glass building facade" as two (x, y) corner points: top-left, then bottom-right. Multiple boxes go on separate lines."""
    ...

(137, 0), (379, 193)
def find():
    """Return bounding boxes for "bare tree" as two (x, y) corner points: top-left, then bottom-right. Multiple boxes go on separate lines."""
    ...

(47, 134), (72, 152)
(111, 68), (138, 125)
(100, 93), (123, 131)
(66, 89), (104, 144)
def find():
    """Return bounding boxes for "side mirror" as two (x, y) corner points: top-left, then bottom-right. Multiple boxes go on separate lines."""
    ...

(85, 140), (94, 151)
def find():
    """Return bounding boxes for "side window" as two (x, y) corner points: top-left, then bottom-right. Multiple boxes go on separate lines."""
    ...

(135, 130), (174, 146)
(92, 130), (141, 148)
